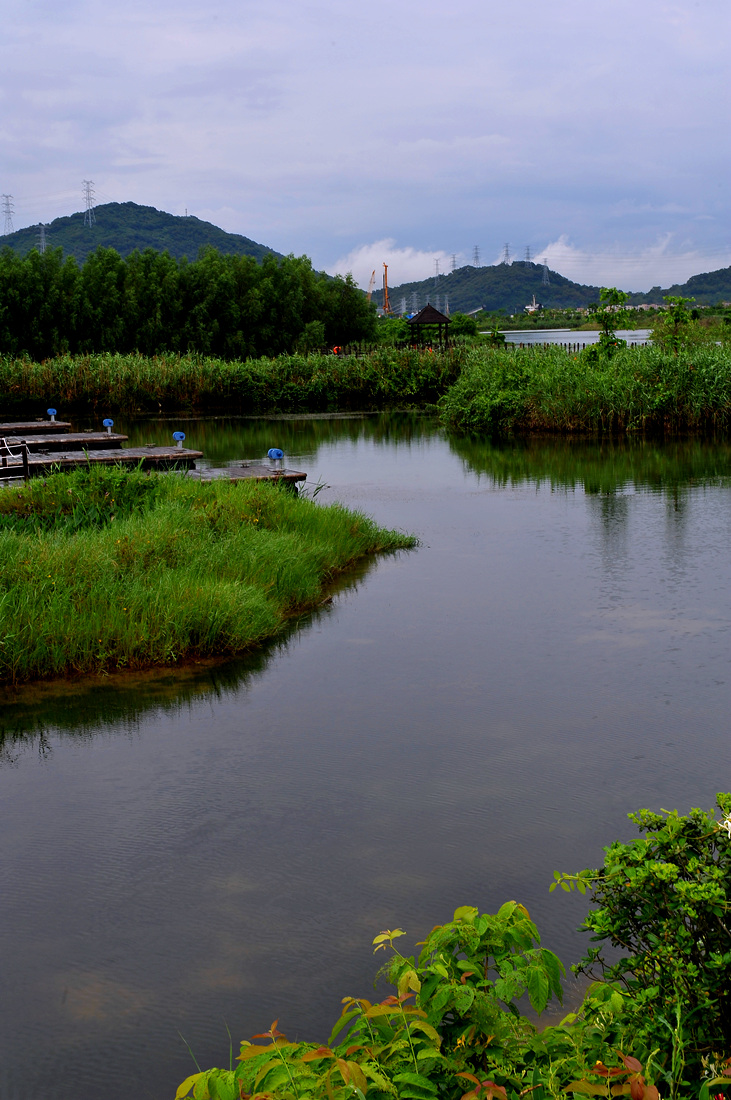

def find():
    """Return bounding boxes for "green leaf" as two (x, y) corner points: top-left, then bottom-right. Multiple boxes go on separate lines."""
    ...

(176, 1072), (207, 1100)
(393, 1071), (439, 1096)
(526, 967), (550, 1014)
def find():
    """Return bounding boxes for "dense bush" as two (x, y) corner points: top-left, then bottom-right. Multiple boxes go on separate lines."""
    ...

(176, 797), (731, 1100)
(437, 343), (731, 434)
(0, 245), (376, 359)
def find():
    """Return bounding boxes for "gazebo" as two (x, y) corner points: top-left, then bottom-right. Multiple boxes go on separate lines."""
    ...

(407, 303), (451, 347)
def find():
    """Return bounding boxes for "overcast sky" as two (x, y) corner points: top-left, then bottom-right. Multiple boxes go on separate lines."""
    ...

(3, 0), (729, 291)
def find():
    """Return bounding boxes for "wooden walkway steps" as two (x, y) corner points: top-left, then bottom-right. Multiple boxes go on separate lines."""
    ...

(2, 432), (129, 453)
(0, 420), (73, 435)
(0, 446), (204, 481)
(186, 463), (307, 486)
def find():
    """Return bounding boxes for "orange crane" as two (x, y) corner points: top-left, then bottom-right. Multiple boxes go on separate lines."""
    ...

(366, 269), (376, 302)
(382, 263), (392, 315)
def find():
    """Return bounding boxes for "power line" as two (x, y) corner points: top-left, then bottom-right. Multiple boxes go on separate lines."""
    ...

(2, 195), (14, 235)
(82, 180), (96, 227)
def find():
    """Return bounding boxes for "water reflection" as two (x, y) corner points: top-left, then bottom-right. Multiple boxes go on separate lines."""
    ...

(2, 415), (731, 1100)
(450, 434), (731, 493)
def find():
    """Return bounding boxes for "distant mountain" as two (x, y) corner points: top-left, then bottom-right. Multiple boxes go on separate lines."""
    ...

(628, 267), (731, 307)
(375, 262), (603, 314)
(0, 202), (281, 264)
(376, 261), (731, 314)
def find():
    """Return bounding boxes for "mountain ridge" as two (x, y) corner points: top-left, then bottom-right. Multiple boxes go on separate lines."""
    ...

(0, 202), (281, 265)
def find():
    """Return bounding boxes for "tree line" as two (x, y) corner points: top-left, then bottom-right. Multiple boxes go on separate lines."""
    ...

(0, 245), (376, 360)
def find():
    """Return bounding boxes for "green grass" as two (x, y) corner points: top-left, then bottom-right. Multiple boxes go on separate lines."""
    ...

(0, 467), (416, 683)
(0, 348), (464, 415)
(437, 343), (731, 434)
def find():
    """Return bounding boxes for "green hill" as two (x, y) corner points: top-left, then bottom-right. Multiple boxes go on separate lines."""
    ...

(0, 202), (281, 264)
(376, 261), (731, 314)
(375, 262), (603, 314)
(629, 267), (731, 307)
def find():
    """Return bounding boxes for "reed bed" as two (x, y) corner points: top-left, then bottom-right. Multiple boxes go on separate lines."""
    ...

(0, 467), (415, 683)
(438, 343), (731, 434)
(0, 348), (464, 415)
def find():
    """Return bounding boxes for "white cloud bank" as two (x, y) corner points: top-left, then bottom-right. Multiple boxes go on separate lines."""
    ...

(333, 235), (731, 294)
(329, 240), (464, 292)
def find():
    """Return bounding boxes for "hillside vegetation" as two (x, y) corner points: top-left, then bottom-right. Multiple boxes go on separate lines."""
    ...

(0, 202), (278, 265)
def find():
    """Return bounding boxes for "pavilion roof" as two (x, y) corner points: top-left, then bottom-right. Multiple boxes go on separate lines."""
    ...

(407, 303), (451, 325)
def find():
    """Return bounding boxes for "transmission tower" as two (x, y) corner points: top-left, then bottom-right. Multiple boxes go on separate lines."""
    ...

(435, 294), (441, 313)
(2, 195), (14, 235)
(411, 291), (419, 313)
(542, 262), (550, 286)
(443, 294), (449, 316)
(400, 296), (407, 316)
(38, 223), (48, 254)
(451, 253), (457, 273)
(524, 246), (532, 265)
(501, 242), (511, 265)
(472, 245), (480, 267)
(83, 179), (96, 226)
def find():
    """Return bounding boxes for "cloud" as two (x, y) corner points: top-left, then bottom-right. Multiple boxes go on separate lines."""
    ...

(328, 240), (464, 290)
(533, 235), (731, 293)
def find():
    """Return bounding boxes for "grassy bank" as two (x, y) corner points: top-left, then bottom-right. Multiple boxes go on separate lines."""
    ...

(0, 348), (464, 415)
(0, 467), (415, 683)
(438, 343), (731, 434)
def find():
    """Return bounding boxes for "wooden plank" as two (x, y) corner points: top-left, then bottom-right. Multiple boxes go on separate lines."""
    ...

(0, 432), (129, 453)
(0, 420), (73, 435)
(0, 446), (203, 480)
(187, 464), (307, 485)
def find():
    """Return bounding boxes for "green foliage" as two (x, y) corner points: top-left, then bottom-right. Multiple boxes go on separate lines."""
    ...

(0, 467), (415, 682)
(448, 314), (480, 340)
(553, 794), (731, 1091)
(584, 288), (630, 360)
(0, 346), (464, 415)
(437, 342), (731, 435)
(0, 245), (376, 359)
(649, 296), (720, 354)
(176, 800), (731, 1100)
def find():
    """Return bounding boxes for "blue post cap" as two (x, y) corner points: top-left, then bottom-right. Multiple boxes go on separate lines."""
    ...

(173, 431), (186, 441)
(103, 418), (114, 427)
(47, 408), (57, 416)
(267, 447), (284, 460)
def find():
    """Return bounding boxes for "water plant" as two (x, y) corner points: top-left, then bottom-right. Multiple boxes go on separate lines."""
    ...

(175, 796), (731, 1100)
(0, 466), (416, 683)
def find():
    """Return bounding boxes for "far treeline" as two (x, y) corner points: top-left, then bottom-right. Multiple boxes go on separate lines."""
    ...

(0, 245), (377, 361)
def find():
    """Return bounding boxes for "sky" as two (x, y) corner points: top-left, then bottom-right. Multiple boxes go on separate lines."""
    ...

(3, 0), (730, 292)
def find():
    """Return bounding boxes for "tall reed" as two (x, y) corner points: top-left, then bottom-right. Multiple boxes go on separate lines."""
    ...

(437, 343), (731, 434)
(0, 467), (415, 683)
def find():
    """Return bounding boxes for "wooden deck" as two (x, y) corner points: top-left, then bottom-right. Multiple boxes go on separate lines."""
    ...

(0, 446), (204, 481)
(2, 432), (129, 452)
(0, 420), (73, 435)
(186, 463), (307, 485)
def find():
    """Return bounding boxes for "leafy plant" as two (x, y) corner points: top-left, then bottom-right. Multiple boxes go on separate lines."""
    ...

(553, 794), (731, 1085)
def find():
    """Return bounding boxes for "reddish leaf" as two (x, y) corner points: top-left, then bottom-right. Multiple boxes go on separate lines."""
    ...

(460, 972), (475, 985)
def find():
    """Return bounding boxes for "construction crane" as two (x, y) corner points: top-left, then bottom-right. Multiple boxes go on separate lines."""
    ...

(382, 263), (392, 316)
(366, 269), (376, 302)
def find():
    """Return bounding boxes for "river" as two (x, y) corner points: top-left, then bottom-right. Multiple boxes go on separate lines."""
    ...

(1, 414), (730, 1100)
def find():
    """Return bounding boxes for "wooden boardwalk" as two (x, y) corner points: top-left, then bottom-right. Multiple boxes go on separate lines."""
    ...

(0, 418), (305, 486)
(186, 463), (307, 486)
(0, 446), (203, 481)
(0, 419), (73, 435)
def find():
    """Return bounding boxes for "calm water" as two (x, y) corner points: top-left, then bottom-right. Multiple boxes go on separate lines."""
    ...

(2, 416), (731, 1100)
(499, 328), (651, 344)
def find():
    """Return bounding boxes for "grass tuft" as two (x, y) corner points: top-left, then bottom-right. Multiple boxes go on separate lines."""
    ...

(0, 467), (416, 683)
